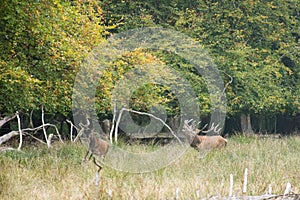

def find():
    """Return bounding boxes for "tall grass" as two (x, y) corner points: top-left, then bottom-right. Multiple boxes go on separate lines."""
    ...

(0, 135), (299, 199)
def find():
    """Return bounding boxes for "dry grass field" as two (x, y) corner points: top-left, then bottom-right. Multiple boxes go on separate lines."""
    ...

(0, 135), (300, 199)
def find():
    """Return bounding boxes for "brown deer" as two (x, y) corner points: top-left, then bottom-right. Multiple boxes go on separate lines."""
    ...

(182, 119), (227, 151)
(82, 132), (110, 172)
(80, 119), (110, 185)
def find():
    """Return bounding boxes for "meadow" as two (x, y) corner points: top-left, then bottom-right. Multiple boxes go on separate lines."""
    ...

(0, 135), (299, 199)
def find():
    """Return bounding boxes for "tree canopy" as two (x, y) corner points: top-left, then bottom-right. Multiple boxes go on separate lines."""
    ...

(0, 0), (299, 133)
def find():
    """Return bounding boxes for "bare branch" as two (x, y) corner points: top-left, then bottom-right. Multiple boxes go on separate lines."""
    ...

(16, 111), (23, 151)
(0, 146), (19, 152)
(41, 106), (49, 147)
(0, 113), (17, 128)
(115, 108), (182, 144)
(73, 124), (85, 143)
(0, 131), (19, 145)
(47, 134), (54, 148)
(114, 108), (124, 144)
(23, 132), (47, 144)
(66, 119), (89, 143)
(66, 119), (77, 142)
(22, 123), (63, 144)
(74, 117), (91, 143)
(222, 72), (233, 94)
(109, 101), (117, 144)
(0, 109), (63, 148)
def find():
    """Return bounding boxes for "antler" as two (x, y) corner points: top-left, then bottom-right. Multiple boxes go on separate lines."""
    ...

(183, 119), (221, 135)
(79, 117), (91, 129)
(201, 122), (222, 134)
(183, 119), (201, 135)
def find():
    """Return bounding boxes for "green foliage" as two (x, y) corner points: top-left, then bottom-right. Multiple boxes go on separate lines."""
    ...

(0, 0), (299, 132)
(96, 49), (180, 115)
(93, 0), (299, 119)
(0, 0), (106, 115)
(174, 0), (300, 116)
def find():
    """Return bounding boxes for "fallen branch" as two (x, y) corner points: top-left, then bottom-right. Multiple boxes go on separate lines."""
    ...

(0, 131), (19, 145)
(22, 123), (64, 144)
(0, 109), (64, 148)
(0, 113), (17, 128)
(114, 108), (182, 144)
(0, 146), (19, 152)
(0, 122), (64, 147)
(23, 131), (46, 144)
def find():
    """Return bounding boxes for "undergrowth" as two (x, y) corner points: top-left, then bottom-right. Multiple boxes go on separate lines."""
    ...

(0, 135), (299, 199)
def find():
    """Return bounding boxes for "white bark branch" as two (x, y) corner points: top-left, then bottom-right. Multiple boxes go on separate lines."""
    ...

(0, 131), (19, 145)
(66, 119), (75, 142)
(41, 106), (50, 147)
(222, 72), (233, 94)
(114, 108), (124, 144)
(66, 119), (84, 143)
(0, 113), (17, 128)
(110, 101), (117, 144)
(23, 123), (64, 144)
(229, 174), (233, 197)
(16, 111), (23, 150)
(23, 132), (47, 144)
(0, 122), (63, 147)
(114, 108), (182, 144)
(74, 128), (84, 143)
(243, 168), (248, 195)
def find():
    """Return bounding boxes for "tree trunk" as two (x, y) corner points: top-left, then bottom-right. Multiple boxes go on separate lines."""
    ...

(241, 114), (254, 134)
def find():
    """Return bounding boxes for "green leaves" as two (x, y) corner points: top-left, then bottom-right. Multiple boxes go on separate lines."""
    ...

(0, 0), (106, 115)
(0, 0), (299, 120)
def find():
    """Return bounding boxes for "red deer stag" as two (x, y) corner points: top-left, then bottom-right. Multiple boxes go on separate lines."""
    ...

(82, 132), (110, 172)
(182, 119), (227, 151)
(80, 119), (110, 185)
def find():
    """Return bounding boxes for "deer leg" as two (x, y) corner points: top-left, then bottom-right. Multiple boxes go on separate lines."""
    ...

(82, 150), (92, 164)
(88, 152), (93, 160)
(93, 157), (103, 172)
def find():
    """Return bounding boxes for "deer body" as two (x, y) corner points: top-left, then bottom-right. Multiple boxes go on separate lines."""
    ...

(82, 132), (110, 186)
(88, 133), (109, 159)
(79, 118), (110, 185)
(183, 120), (227, 152)
(193, 135), (227, 151)
(83, 132), (110, 172)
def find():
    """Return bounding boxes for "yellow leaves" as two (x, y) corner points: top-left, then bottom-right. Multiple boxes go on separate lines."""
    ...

(122, 49), (161, 65)
(260, 49), (269, 53)
(232, 96), (240, 105)
(96, 49), (168, 112)
(107, 24), (117, 30)
(272, 70), (282, 79)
